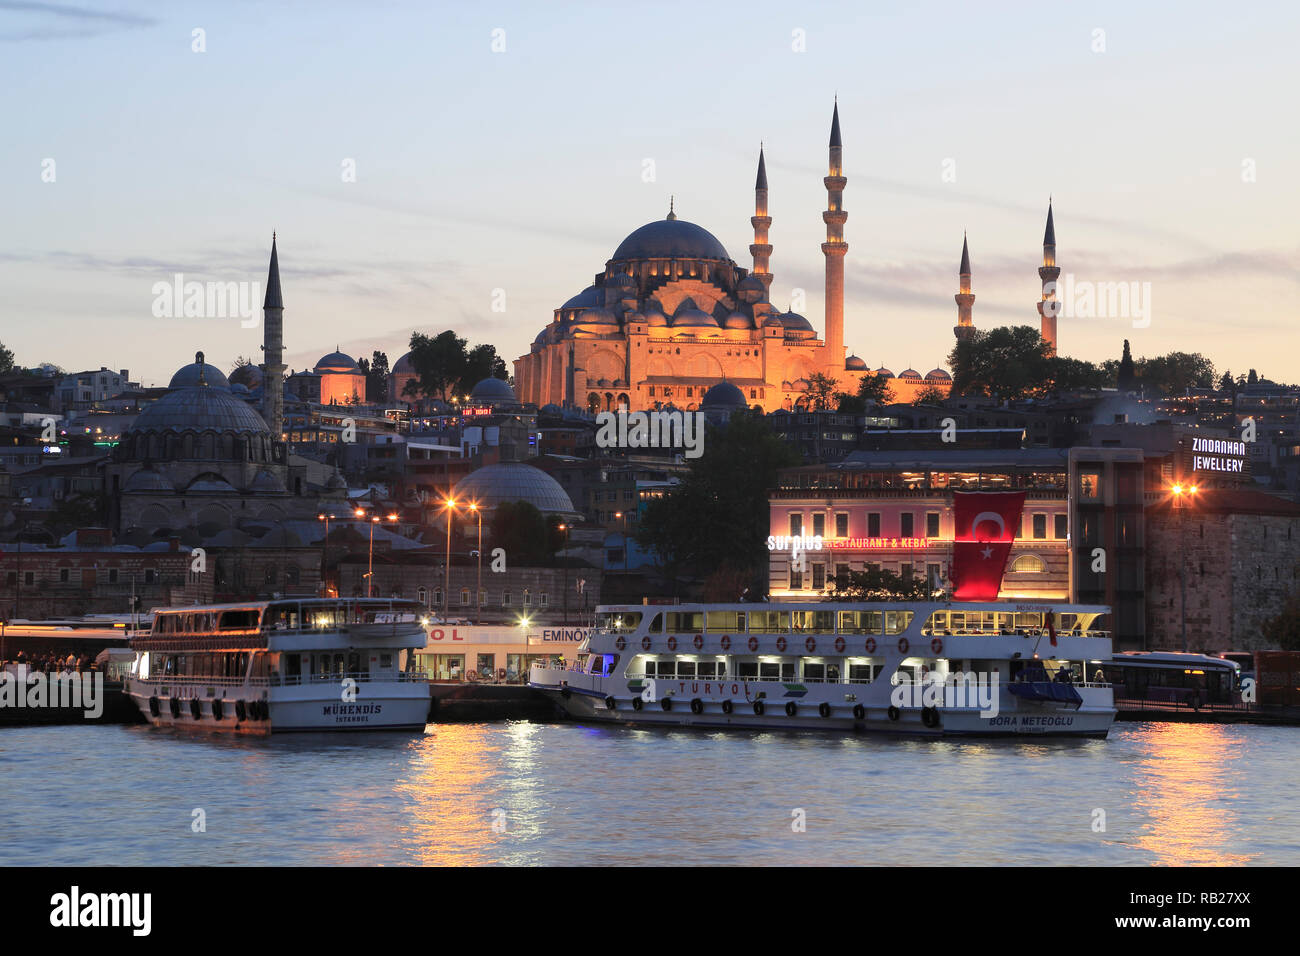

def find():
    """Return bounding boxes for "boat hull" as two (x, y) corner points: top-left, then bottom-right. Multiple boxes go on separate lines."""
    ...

(126, 681), (431, 735)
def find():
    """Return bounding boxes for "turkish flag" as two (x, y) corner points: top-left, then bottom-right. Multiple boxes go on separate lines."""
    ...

(950, 491), (1026, 601)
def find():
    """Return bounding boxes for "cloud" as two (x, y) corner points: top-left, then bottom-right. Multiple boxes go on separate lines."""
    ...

(0, 1), (157, 42)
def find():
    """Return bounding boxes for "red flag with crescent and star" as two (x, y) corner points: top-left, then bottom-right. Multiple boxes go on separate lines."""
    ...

(949, 491), (1027, 601)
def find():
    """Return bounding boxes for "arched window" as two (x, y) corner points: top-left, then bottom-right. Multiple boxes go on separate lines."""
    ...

(1010, 554), (1047, 573)
(460, 588), (470, 605)
(522, 588), (531, 606)
(587, 393), (600, 414)
(417, 586), (428, 605)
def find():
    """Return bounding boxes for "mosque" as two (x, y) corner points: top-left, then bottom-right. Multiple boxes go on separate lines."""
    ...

(514, 102), (1063, 412)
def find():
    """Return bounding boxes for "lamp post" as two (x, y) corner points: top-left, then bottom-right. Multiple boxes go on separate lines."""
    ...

(558, 522), (568, 626)
(1172, 483), (1198, 653)
(355, 508), (397, 597)
(614, 511), (629, 573)
(468, 501), (482, 625)
(442, 496), (457, 622)
(317, 512), (335, 597)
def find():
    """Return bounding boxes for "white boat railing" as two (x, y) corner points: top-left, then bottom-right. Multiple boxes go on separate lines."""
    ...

(136, 671), (428, 688)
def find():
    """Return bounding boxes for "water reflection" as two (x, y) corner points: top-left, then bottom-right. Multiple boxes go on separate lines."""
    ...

(1127, 723), (1253, 866)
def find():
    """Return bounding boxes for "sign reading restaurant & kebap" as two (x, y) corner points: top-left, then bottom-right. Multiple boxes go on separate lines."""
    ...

(1189, 437), (1247, 474)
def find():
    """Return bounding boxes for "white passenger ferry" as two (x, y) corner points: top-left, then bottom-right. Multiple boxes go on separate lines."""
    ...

(530, 601), (1116, 737)
(126, 599), (431, 734)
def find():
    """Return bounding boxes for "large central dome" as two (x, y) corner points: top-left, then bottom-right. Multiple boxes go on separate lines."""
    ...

(612, 217), (731, 262)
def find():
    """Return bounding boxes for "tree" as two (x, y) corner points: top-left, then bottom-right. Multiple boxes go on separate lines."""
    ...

(1135, 352), (1216, 396)
(835, 390), (866, 414)
(0, 342), (14, 375)
(948, 326), (1054, 399)
(1049, 356), (1111, 391)
(230, 355), (255, 372)
(488, 501), (559, 566)
(1219, 370), (1235, 392)
(796, 372), (839, 411)
(459, 344), (508, 397)
(827, 565), (930, 601)
(402, 331), (507, 403)
(358, 350), (389, 403)
(636, 413), (800, 595)
(912, 384), (948, 405)
(1117, 339), (1137, 391)
(855, 372), (894, 406)
(1248, 369), (1259, 385)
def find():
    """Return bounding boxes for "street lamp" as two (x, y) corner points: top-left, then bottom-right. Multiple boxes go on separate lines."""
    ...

(317, 512), (336, 597)
(1172, 483), (1199, 653)
(442, 496), (458, 621)
(558, 522), (569, 626)
(468, 501), (483, 625)
(356, 508), (397, 597)
(614, 510), (629, 573)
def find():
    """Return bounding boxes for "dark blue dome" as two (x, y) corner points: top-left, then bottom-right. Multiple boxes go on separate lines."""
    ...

(701, 381), (747, 409)
(469, 377), (516, 404)
(612, 218), (731, 262)
(169, 355), (229, 390)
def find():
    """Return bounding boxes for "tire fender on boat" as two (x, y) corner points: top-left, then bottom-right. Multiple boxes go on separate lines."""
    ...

(887, 705), (901, 722)
(784, 701), (797, 717)
(661, 697), (673, 712)
(190, 698), (202, 720)
(690, 698), (704, 714)
(753, 700), (765, 716)
(852, 704), (866, 720)
(235, 699), (247, 721)
(148, 696), (160, 717)
(604, 696), (616, 711)
(211, 698), (224, 721)
(922, 706), (940, 728)
(818, 701), (831, 718)
(169, 697), (181, 719)
(721, 699), (733, 715)
(632, 696), (643, 711)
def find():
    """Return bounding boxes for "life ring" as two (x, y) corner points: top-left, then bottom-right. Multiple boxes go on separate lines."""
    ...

(818, 701), (831, 718)
(693, 634), (703, 651)
(498, 668), (508, 681)
(887, 705), (900, 722)
(931, 637), (943, 655)
(615, 636), (626, 651)
(632, 696), (643, 711)
(805, 637), (816, 653)
(604, 696), (616, 711)
(466, 669), (479, 682)
(721, 699), (733, 715)
(784, 701), (798, 717)
(776, 636), (787, 652)
(721, 635), (731, 651)
(667, 636), (677, 651)
(898, 637), (910, 655)
(190, 698), (202, 720)
(148, 696), (160, 717)
(211, 698), (224, 721)
(852, 704), (866, 720)
(834, 636), (846, 653)
(641, 636), (651, 651)
(747, 636), (759, 652)
(865, 637), (877, 654)
(922, 706), (940, 728)
(235, 699), (247, 722)
(690, 698), (704, 714)
(660, 697), (673, 712)
(753, 700), (765, 716)
(169, 697), (181, 719)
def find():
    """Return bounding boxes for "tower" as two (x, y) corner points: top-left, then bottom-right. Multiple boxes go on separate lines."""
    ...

(822, 99), (847, 376)
(1037, 200), (1060, 356)
(953, 233), (975, 343)
(749, 145), (773, 297)
(261, 234), (285, 440)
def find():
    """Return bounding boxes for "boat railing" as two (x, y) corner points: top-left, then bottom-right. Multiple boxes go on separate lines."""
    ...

(136, 675), (272, 688)
(273, 671), (428, 686)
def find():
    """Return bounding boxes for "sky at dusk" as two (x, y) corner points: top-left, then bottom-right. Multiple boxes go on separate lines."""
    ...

(3, 1), (1297, 387)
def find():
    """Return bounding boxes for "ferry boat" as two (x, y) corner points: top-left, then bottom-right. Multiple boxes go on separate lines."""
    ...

(126, 599), (431, 734)
(529, 601), (1116, 737)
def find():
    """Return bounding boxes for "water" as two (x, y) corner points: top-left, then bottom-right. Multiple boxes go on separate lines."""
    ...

(0, 721), (1294, 865)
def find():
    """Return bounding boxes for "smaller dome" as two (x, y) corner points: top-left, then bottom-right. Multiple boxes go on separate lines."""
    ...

(925, 368), (952, 382)
(469, 376), (516, 404)
(899, 369), (923, 382)
(392, 352), (415, 374)
(575, 307), (618, 329)
(561, 286), (602, 310)
(792, 378), (809, 391)
(606, 271), (636, 289)
(185, 473), (238, 494)
(723, 312), (752, 330)
(780, 312), (814, 332)
(533, 326), (554, 345)
(846, 355), (868, 370)
(316, 350), (359, 371)
(230, 382), (250, 395)
(540, 403), (563, 417)
(672, 298), (719, 328)
(645, 308), (668, 327)
(875, 366), (893, 377)
(762, 314), (785, 328)
(228, 364), (262, 389)
(701, 381), (747, 409)
(169, 352), (230, 390)
(248, 470), (286, 494)
(123, 468), (174, 493)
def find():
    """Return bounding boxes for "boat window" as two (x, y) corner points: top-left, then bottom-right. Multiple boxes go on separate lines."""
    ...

(848, 664), (875, 682)
(666, 611), (704, 633)
(596, 611), (642, 633)
(1014, 612), (1044, 629)
(759, 661), (780, 680)
(838, 610), (882, 634)
(698, 661), (717, 679)
(884, 611), (914, 634)
(737, 661), (758, 678)
(677, 660), (696, 678)
(655, 659), (674, 678)
(648, 613), (663, 633)
(804, 661), (826, 681)
(705, 610), (745, 633)
(792, 610), (835, 633)
(749, 611), (790, 633)
(219, 609), (261, 631)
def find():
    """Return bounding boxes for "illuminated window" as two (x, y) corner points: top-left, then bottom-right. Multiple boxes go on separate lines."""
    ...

(1079, 472), (1101, 499)
(1010, 554), (1047, 573)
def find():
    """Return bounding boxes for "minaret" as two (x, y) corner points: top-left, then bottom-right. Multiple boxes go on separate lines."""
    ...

(822, 99), (847, 377)
(1037, 200), (1060, 356)
(261, 233), (285, 441)
(749, 144), (773, 297)
(954, 233), (975, 343)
